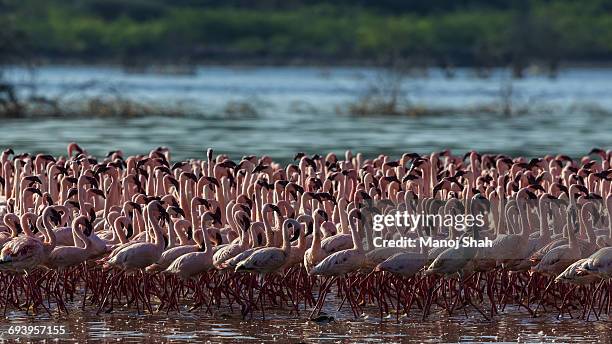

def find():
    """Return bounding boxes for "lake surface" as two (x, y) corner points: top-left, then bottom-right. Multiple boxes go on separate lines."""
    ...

(2, 65), (612, 162)
(1, 303), (610, 343)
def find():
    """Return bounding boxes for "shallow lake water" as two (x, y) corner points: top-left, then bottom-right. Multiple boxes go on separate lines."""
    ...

(2, 66), (612, 162)
(1, 306), (611, 343)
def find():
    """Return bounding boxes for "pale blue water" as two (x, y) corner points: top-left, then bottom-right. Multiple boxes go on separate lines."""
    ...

(1, 65), (611, 161)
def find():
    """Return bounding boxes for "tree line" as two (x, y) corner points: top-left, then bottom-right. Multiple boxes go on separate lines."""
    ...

(3, 0), (612, 71)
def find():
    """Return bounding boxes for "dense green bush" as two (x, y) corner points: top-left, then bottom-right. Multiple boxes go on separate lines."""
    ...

(6, 0), (612, 65)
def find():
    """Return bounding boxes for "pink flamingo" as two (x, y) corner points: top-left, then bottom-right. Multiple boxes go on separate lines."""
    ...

(235, 218), (298, 274)
(104, 201), (167, 271)
(0, 207), (56, 272)
(163, 219), (214, 280)
(46, 215), (93, 269)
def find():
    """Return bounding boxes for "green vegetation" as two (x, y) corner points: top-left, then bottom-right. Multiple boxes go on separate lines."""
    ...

(4, 0), (612, 68)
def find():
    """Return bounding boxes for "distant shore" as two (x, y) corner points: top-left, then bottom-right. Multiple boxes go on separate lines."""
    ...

(13, 57), (612, 70)
(6, 1), (612, 79)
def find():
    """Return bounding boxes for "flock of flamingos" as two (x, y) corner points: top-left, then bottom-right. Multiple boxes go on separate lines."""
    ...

(0, 143), (611, 323)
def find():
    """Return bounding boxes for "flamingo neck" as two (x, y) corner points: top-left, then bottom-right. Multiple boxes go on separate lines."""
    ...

(312, 222), (322, 250)
(517, 197), (530, 238)
(73, 222), (90, 250)
(77, 179), (88, 217)
(114, 218), (128, 244)
(168, 218), (176, 248)
(296, 225), (306, 250)
(21, 213), (37, 237)
(42, 216), (56, 250)
(6, 217), (19, 237)
(263, 211), (275, 246)
(281, 225), (291, 253)
(567, 213), (577, 247)
(350, 222), (363, 252)
(149, 215), (164, 249)
(581, 206), (596, 244)
(538, 200), (550, 239)
(338, 200), (349, 234)
(202, 227), (211, 254)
